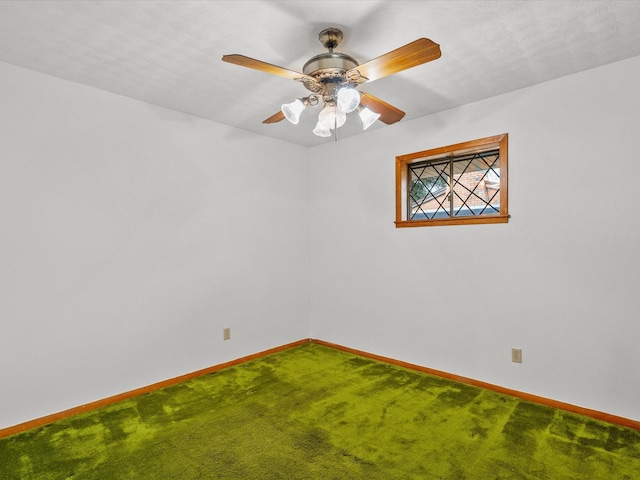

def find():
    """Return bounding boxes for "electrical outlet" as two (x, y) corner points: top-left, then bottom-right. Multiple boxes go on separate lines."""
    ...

(223, 328), (231, 341)
(511, 348), (522, 363)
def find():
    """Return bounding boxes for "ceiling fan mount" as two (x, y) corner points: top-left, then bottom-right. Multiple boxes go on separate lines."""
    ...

(222, 28), (441, 137)
(318, 27), (343, 50)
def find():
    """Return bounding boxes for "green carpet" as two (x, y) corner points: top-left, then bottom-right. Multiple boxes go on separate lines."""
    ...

(1, 343), (639, 479)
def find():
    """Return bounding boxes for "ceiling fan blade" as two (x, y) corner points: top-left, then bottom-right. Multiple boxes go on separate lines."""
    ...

(263, 110), (285, 124)
(222, 54), (305, 80)
(359, 92), (405, 125)
(349, 38), (441, 83)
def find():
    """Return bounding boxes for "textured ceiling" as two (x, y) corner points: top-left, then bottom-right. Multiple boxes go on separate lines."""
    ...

(1, 1), (639, 147)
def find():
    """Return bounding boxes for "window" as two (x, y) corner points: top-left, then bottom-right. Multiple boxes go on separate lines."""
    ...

(395, 134), (509, 227)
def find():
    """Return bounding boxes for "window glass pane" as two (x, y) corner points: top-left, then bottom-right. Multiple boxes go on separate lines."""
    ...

(408, 160), (449, 220)
(451, 151), (500, 217)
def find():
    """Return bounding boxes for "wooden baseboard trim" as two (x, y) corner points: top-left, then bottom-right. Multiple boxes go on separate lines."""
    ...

(312, 339), (640, 431)
(2, 337), (638, 439)
(0, 338), (311, 439)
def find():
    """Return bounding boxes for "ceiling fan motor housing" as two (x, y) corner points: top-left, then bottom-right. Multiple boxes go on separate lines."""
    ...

(303, 53), (360, 102)
(303, 52), (359, 79)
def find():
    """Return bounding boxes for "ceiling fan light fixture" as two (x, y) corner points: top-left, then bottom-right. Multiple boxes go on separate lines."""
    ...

(359, 106), (381, 130)
(281, 98), (306, 124)
(337, 87), (360, 113)
(312, 121), (332, 137)
(318, 104), (346, 130)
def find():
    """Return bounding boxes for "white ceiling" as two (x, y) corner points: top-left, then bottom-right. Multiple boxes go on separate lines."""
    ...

(1, 1), (639, 147)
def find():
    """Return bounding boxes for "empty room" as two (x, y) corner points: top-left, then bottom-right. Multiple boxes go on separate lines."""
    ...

(1, 1), (639, 478)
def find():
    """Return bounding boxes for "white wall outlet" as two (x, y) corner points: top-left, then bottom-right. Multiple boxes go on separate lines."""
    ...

(223, 327), (231, 340)
(512, 348), (522, 363)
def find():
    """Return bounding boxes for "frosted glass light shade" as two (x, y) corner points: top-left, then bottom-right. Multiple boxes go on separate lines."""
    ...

(312, 121), (332, 137)
(359, 107), (380, 130)
(281, 99), (305, 124)
(337, 87), (360, 113)
(318, 104), (346, 129)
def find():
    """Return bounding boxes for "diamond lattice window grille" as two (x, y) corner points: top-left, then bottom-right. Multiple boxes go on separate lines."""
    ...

(408, 150), (500, 220)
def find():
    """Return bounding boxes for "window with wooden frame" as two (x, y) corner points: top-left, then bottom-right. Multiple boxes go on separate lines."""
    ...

(395, 133), (509, 227)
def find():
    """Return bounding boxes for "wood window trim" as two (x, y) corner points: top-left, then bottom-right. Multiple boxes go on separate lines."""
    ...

(395, 133), (509, 228)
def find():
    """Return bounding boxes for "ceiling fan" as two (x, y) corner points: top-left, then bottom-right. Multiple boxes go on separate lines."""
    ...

(222, 28), (441, 138)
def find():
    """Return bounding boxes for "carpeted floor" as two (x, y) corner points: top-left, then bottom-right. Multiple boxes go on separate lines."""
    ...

(1, 342), (639, 479)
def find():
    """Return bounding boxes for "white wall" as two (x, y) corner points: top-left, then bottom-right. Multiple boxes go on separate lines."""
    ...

(0, 62), (310, 429)
(2, 54), (639, 431)
(308, 55), (640, 421)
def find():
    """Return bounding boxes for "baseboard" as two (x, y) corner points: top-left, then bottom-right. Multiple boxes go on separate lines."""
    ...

(313, 339), (640, 431)
(0, 338), (311, 439)
(1, 337), (638, 439)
